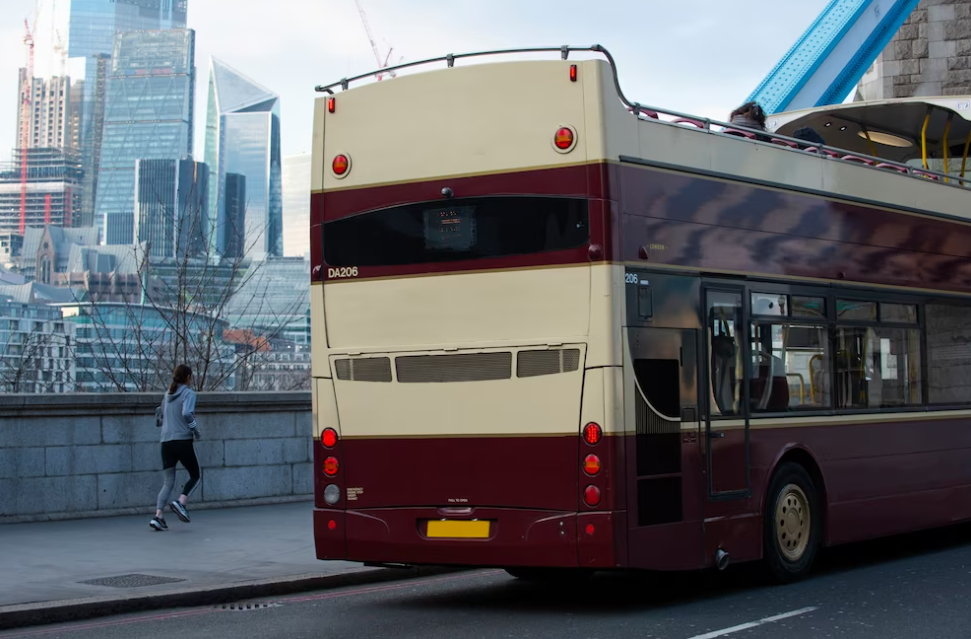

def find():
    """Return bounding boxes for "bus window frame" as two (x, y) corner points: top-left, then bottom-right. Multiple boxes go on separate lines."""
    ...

(700, 278), (952, 420)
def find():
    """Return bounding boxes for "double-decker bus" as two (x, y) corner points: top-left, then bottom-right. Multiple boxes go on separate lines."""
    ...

(309, 46), (971, 582)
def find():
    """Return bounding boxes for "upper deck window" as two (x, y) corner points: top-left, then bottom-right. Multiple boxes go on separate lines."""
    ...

(324, 196), (589, 267)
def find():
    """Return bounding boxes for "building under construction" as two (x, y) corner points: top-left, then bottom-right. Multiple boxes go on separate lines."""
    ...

(0, 148), (82, 235)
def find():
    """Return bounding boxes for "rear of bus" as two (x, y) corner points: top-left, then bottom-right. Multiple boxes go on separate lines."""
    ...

(310, 57), (625, 570)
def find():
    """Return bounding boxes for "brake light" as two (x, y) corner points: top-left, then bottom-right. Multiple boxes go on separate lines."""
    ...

(321, 428), (338, 448)
(585, 523), (595, 535)
(583, 485), (601, 507)
(332, 154), (349, 176)
(327, 97), (336, 113)
(569, 64), (577, 82)
(582, 423), (602, 446)
(583, 454), (601, 476)
(328, 520), (337, 530)
(554, 127), (575, 150)
(323, 456), (340, 476)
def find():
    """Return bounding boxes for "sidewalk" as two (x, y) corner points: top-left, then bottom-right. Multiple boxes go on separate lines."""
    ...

(0, 501), (448, 629)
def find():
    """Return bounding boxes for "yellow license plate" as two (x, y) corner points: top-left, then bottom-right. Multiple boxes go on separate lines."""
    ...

(425, 520), (491, 539)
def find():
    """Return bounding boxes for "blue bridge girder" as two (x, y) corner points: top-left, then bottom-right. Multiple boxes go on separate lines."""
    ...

(747, 0), (922, 115)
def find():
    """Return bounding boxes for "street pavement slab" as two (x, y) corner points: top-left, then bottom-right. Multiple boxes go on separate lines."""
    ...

(0, 501), (362, 609)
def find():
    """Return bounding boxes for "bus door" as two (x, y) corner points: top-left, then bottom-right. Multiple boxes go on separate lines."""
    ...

(703, 287), (751, 497)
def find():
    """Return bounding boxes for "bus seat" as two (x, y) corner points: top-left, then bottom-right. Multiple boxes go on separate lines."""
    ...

(841, 155), (875, 166)
(913, 170), (940, 181)
(722, 128), (756, 139)
(876, 163), (908, 174)
(673, 117), (705, 128)
(628, 106), (659, 119)
(770, 138), (798, 148)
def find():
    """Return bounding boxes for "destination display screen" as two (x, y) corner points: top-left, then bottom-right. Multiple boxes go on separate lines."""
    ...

(423, 206), (477, 251)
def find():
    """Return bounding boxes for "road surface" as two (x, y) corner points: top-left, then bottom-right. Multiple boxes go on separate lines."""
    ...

(4, 523), (969, 639)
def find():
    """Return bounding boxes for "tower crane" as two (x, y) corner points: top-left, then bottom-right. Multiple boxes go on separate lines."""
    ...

(747, 0), (922, 114)
(19, 14), (38, 235)
(353, 0), (397, 81)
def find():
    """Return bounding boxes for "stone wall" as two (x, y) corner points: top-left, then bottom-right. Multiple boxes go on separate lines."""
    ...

(857, 0), (971, 100)
(0, 392), (313, 523)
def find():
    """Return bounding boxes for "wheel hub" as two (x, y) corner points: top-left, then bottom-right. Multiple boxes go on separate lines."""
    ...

(775, 484), (810, 562)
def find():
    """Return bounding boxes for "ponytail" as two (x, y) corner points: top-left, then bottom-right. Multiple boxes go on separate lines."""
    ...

(169, 364), (192, 394)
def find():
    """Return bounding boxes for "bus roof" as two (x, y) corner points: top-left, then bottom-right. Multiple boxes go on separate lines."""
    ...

(767, 96), (971, 164)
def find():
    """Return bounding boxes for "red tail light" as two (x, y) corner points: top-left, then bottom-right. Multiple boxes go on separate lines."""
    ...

(569, 64), (578, 82)
(327, 97), (336, 113)
(321, 428), (338, 448)
(583, 485), (601, 507)
(323, 456), (340, 476)
(582, 423), (602, 445)
(554, 127), (575, 150)
(332, 154), (349, 176)
(583, 454), (601, 476)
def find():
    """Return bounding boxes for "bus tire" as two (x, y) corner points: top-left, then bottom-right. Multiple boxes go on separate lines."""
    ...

(504, 568), (593, 583)
(763, 462), (821, 584)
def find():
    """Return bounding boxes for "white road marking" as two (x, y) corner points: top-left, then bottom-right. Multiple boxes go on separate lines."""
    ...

(684, 606), (819, 639)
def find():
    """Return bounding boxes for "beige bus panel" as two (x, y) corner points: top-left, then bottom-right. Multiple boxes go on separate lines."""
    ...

(314, 377), (340, 439)
(585, 264), (625, 369)
(331, 345), (586, 438)
(311, 97), (327, 192)
(310, 285), (329, 378)
(320, 60), (600, 190)
(626, 113), (969, 221)
(324, 266), (591, 349)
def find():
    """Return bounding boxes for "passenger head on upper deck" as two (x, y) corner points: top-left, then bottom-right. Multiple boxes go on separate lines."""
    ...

(729, 101), (767, 131)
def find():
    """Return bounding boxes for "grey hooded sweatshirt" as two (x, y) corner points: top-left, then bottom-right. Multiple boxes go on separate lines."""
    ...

(160, 384), (198, 443)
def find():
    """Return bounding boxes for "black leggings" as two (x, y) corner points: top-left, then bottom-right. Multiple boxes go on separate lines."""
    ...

(157, 440), (201, 509)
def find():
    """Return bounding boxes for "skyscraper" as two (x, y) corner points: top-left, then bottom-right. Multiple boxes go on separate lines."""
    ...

(0, 148), (82, 234)
(96, 29), (195, 245)
(134, 158), (208, 259)
(68, 0), (188, 228)
(223, 173), (246, 259)
(16, 73), (73, 150)
(282, 153), (311, 257)
(205, 58), (282, 259)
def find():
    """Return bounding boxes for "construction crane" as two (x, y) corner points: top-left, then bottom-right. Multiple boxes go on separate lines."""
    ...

(353, 0), (396, 81)
(747, 0), (922, 114)
(19, 14), (37, 235)
(53, 29), (67, 77)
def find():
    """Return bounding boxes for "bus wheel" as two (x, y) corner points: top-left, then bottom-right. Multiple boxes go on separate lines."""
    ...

(763, 462), (821, 584)
(504, 568), (593, 583)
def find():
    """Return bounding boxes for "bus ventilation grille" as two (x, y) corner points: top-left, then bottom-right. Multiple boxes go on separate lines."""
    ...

(334, 357), (392, 382)
(517, 349), (581, 378)
(395, 352), (512, 383)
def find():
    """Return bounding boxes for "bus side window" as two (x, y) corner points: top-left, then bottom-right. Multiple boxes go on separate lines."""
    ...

(707, 291), (742, 416)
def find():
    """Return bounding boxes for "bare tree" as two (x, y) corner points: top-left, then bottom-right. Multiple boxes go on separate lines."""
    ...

(77, 173), (306, 393)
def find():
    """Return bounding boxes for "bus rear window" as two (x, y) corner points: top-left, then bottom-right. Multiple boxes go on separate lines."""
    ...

(324, 196), (589, 267)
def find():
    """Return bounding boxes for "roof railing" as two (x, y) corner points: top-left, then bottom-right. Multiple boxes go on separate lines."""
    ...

(314, 44), (968, 190)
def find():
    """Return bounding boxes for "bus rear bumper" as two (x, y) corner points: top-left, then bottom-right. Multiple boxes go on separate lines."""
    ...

(313, 507), (621, 568)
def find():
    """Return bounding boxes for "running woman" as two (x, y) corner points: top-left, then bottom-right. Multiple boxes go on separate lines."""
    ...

(150, 364), (201, 531)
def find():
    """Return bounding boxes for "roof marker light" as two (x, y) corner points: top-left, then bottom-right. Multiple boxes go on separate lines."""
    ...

(327, 97), (336, 114)
(554, 126), (575, 151)
(332, 154), (350, 177)
(570, 64), (577, 82)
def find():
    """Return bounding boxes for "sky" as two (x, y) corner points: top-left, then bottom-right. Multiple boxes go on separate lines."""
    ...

(0, 0), (832, 163)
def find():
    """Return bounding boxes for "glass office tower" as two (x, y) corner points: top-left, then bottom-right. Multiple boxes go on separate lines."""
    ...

(134, 158), (208, 259)
(68, 0), (189, 229)
(204, 58), (282, 259)
(282, 152), (311, 257)
(96, 29), (195, 245)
